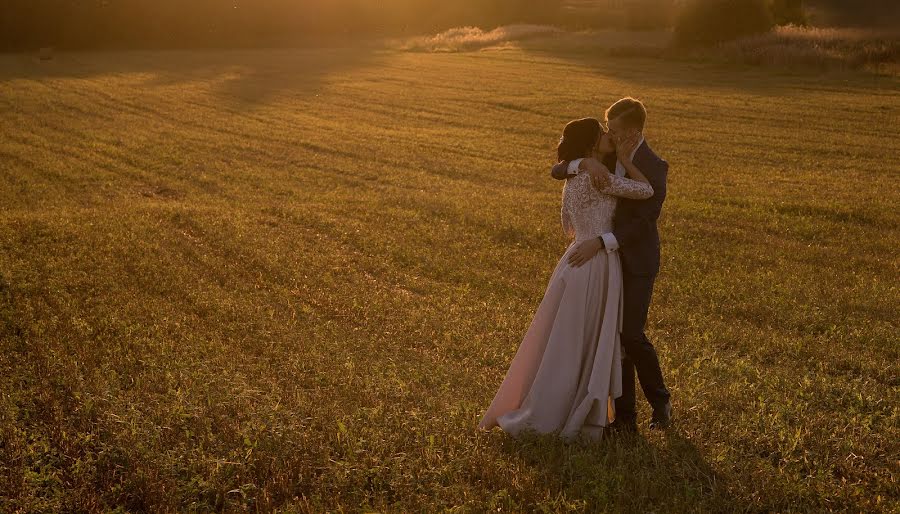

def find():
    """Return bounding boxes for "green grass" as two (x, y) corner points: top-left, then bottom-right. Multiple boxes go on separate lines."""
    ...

(1, 46), (898, 512)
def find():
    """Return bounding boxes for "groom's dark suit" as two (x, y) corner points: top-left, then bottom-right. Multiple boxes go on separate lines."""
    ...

(551, 141), (671, 424)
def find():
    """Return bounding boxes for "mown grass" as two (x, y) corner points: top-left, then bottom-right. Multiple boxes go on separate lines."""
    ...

(0, 46), (898, 512)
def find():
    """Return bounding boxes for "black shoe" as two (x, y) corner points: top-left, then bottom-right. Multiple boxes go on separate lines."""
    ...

(608, 419), (638, 434)
(649, 401), (673, 430)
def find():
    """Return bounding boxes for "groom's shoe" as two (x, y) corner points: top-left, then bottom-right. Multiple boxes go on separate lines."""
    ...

(649, 401), (673, 430)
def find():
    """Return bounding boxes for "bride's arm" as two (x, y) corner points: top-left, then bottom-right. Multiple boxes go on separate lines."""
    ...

(598, 135), (653, 199)
(578, 157), (653, 200)
(600, 165), (654, 200)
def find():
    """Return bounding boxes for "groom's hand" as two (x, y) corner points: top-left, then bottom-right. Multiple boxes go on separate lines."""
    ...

(567, 238), (604, 267)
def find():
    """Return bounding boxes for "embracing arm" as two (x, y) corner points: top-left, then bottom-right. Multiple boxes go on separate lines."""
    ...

(599, 172), (654, 200)
(551, 161), (571, 180)
(568, 157), (649, 199)
(550, 157), (602, 180)
(598, 137), (652, 199)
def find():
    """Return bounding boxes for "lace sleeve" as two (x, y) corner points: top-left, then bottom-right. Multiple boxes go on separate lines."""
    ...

(600, 174), (654, 200)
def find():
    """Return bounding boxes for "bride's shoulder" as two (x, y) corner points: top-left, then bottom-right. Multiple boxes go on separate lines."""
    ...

(563, 172), (590, 196)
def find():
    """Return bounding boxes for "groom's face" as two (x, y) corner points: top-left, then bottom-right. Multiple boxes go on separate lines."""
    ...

(606, 116), (638, 145)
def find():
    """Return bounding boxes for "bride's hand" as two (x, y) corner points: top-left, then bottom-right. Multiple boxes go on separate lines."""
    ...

(579, 158), (611, 190)
(615, 133), (641, 163)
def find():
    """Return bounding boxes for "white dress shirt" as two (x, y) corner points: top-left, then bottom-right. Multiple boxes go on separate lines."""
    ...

(566, 135), (645, 253)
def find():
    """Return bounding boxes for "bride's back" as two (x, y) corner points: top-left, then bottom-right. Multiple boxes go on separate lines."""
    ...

(562, 173), (618, 243)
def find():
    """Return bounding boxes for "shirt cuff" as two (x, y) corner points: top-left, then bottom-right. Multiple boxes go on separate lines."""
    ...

(600, 232), (619, 253)
(567, 158), (583, 175)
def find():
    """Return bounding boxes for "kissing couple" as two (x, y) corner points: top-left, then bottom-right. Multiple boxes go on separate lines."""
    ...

(478, 97), (673, 443)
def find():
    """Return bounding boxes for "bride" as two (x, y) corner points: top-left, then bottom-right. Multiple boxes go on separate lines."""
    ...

(478, 117), (653, 442)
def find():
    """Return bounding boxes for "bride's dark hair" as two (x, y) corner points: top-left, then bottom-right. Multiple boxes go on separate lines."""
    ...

(557, 117), (602, 161)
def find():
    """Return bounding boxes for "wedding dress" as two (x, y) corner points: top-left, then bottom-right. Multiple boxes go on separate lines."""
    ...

(478, 166), (653, 441)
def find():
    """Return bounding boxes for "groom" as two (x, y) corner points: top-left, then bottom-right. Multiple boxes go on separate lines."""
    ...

(550, 97), (672, 432)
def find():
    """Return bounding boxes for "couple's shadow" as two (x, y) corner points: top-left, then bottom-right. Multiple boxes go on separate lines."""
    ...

(497, 425), (744, 512)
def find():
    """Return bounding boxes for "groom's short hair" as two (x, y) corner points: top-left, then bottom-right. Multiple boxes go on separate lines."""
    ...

(606, 97), (647, 131)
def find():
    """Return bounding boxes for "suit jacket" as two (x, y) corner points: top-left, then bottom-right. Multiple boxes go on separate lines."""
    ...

(550, 141), (668, 275)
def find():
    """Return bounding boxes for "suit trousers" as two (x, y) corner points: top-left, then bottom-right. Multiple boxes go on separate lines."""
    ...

(614, 270), (670, 423)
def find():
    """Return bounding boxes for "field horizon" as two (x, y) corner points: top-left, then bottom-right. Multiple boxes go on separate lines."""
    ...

(1, 43), (898, 512)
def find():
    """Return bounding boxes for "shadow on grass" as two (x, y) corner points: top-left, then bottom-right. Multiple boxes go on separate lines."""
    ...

(0, 44), (385, 107)
(496, 426), (743, 511)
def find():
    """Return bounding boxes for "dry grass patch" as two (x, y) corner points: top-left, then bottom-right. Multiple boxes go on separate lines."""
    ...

(705, 25), (900, 72)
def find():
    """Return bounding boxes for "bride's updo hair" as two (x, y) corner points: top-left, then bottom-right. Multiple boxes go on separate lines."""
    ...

(557, 117), (602, 161)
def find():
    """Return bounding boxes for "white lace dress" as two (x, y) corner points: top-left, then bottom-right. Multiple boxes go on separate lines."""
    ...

(478, 169), (653, 441)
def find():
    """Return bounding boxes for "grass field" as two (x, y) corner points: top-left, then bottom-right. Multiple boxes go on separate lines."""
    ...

(1, 44), (898, 512)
